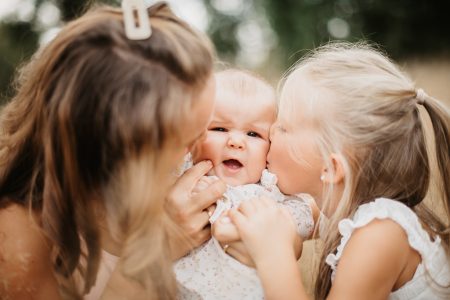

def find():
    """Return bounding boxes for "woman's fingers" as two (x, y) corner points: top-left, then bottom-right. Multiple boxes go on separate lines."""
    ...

(206, 204), (216, 217)
(175, 160), (213, 191)
(192, 176), (211, 194)
(192, 180), (226, 211)
(183, 209), (211, 236)
(193, 226), (211, 247)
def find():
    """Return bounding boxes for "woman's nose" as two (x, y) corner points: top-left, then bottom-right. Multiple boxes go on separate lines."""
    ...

(227, 133), (245, 149)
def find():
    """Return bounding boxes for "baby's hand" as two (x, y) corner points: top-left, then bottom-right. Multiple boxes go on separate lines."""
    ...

(212, 212), (240, 243)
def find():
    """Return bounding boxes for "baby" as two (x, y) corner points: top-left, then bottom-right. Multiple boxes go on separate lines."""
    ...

(174, 69), (316, 300)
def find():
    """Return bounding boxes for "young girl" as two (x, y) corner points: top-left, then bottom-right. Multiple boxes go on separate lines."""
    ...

(175, 69), (318, 299)
(230, 42), (450, 299)
(0, 2), (221, 299)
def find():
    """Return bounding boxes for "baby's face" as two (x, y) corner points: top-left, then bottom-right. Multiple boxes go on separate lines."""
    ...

(192, 89), (276, 186)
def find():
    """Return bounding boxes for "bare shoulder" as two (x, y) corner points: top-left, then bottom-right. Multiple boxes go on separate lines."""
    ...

(0, 203), (61, 299)
(329, 218), (414, 300)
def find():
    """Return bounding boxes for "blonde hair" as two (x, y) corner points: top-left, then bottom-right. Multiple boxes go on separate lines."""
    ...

(0, 2), (213, 298)
(215, 68), (275, 103)
(279, 42), (450, 298)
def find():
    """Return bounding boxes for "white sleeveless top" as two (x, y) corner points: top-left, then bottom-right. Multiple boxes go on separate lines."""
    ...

(325, 198), (450, 299)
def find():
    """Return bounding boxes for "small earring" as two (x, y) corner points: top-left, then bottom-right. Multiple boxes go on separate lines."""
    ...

(320, 175), (325, 181)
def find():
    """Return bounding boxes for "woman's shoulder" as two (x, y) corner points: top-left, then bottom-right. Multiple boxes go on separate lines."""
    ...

(0, 202), (60, 299)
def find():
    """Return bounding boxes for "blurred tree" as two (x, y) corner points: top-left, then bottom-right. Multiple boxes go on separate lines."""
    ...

(262, 0), (450, 66)
(1, 0), (450, 104)
(0, 0), (119, 104)
(0, 22), (38, 101)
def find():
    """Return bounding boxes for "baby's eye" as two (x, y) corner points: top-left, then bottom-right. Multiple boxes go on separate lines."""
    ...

(247, 131), (261, 138)
(210, 127), (227, 132)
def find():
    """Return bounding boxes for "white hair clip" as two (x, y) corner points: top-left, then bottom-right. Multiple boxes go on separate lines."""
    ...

(122, 0), (152, 40)
(416, 88), (427, 105)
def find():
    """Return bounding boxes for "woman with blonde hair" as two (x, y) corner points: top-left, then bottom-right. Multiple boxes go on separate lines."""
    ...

(0, 2), (225, 299)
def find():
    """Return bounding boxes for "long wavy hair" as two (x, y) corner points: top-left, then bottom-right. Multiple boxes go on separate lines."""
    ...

(278, 42), (450, 299)
(0, 2), (214, 298)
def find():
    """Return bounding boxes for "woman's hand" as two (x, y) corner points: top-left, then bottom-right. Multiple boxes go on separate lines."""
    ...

(229, 196), (300, 267)
(165, 160), (226, 260)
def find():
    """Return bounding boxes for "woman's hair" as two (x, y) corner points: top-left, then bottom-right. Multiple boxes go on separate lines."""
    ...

(0, 2), (214, 298)
(278, 42), (450, 299)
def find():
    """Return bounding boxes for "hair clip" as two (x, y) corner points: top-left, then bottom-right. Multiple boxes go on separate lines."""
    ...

(122, 0), (152, 40)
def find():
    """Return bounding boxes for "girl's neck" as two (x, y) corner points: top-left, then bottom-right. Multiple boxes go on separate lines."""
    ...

(322, 182), (345, 218)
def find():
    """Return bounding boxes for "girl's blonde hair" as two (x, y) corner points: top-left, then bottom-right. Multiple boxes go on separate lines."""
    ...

(279, 42), (450, 299)
(0, 2), (213, 298)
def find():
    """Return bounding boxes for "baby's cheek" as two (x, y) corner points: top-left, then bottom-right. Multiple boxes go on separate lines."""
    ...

(192, 137), (218, 163)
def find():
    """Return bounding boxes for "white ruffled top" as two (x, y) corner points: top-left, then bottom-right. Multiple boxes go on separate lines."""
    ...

(325, 198), (450, 299)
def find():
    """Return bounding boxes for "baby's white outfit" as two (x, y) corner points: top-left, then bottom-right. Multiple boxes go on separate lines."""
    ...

(326, 198), (450, 299)
(174, 170), (315, 300)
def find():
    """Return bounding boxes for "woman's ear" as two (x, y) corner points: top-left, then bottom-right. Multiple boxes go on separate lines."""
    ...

(320, 153), (345, 184)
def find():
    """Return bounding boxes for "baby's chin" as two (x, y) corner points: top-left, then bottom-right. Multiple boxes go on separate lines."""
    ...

(208, 167), (255, 187)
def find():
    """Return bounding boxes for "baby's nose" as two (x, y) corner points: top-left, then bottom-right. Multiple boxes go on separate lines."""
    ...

(227, 133), (245, 149)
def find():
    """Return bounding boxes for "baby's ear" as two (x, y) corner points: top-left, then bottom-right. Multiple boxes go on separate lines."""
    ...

(320, 153), (345, 184)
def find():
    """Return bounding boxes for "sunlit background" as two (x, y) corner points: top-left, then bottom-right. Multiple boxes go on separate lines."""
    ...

(1, 0), (450, 105)
(1, 1), (449, 294)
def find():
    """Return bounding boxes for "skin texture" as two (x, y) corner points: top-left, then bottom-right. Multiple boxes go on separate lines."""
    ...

(192, 85), (275, 186)
(267, 119), (324, 198)
(0, 204), (60, 300)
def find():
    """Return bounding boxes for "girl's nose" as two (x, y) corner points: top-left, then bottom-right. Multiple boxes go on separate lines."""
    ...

(227, 133), (245, 149)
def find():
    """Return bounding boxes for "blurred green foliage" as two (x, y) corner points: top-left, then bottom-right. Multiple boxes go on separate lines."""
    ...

(1, 0), (450, 104)
(260, 0), (450, 65)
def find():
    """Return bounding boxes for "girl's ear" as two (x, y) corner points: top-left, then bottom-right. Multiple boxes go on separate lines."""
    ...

(320, 153), (345, 184)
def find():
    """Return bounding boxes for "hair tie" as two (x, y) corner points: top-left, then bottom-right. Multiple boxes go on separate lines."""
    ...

(415, 88), (427, 105)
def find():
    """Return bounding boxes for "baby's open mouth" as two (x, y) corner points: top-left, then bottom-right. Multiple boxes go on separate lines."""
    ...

(223, 159), (243, 169)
